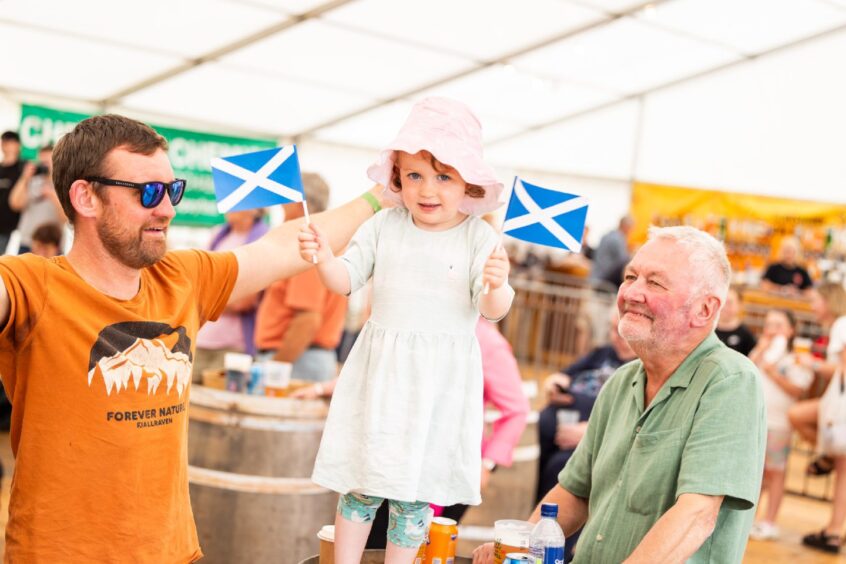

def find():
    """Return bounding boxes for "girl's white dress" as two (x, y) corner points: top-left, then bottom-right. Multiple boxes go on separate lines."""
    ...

(311, 207), (508, 506)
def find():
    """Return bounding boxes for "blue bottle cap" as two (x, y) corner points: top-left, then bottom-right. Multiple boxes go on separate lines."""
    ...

(540, 503), (558, 518)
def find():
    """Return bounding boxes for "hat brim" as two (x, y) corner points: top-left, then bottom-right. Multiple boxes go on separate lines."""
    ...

(367, 140), (504, 216)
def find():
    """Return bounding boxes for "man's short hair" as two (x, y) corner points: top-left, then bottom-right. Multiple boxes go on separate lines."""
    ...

(646, 225), (731, 304)
(1, 131), (21, 143)
(302, 173), (331, 214)
(52, 115), (168, 223)
(31, 223), (63, 247)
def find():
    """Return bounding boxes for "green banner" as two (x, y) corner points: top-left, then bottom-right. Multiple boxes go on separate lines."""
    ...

(18, 104), (276, 226)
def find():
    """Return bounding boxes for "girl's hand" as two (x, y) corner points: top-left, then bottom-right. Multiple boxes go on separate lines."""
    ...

(298, 223), (333, 264)
(483, 245), (510, 290)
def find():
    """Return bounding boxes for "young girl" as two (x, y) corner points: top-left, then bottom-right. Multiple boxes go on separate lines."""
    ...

(299, 97), (513, 563)
(748, 309), (813, 540)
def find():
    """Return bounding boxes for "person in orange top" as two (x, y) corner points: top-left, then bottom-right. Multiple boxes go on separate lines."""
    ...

(0, 114), (385, 563)
(255, 173), (347, 382)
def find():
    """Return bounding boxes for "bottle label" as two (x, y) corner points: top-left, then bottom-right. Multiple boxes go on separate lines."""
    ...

(529, 546), (564, 564)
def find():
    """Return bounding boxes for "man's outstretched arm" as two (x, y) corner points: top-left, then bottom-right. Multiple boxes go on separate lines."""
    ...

(229, 186), (381, 304)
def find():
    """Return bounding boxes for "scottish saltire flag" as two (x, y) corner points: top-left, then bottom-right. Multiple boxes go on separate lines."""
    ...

(211, 146), (304, 213)
(502, 177), (589, 252)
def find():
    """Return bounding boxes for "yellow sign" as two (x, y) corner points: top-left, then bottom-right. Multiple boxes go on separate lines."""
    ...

(630, 182), (846, 271)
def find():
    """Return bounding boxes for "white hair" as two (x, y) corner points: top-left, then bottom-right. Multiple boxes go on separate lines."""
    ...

(647, 225), (731, 304)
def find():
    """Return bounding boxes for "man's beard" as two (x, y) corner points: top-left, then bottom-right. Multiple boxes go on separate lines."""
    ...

(98, 207), (167, 269)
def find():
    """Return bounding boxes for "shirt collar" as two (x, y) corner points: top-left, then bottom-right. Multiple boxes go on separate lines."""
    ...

(629, 332), (724, 391)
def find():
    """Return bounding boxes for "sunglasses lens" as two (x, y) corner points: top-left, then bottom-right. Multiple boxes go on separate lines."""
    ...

(141, 183), (165, 208)
(169, 180), (186, 206)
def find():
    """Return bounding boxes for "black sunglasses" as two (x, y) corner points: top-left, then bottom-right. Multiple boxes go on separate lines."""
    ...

(86, 177), (187, 209)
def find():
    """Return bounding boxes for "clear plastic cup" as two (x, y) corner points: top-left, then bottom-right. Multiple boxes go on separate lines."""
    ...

(494, 519), (533, 564)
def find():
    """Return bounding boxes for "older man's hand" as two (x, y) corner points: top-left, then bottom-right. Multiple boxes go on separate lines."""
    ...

(472, 542), (495, 564)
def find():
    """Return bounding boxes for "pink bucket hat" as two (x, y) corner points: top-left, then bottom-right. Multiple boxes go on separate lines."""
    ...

(366, 97), (504, 215)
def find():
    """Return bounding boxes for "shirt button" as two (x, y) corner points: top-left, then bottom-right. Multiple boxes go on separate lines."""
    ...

(596, 534), (604, 542)
(635, 426), (641, 433)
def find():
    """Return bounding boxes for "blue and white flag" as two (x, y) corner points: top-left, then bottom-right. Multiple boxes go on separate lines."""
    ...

(502, 177), (589, 252)
(211, 146), (303, 213)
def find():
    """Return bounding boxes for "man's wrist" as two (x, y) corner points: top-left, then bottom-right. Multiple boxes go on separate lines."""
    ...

(361, 192), (381, 214)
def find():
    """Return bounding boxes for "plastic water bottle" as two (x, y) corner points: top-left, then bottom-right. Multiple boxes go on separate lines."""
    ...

(529, 503), (565, 564)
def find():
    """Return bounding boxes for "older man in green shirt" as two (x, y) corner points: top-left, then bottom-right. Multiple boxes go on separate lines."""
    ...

(475, 226), (765, 563)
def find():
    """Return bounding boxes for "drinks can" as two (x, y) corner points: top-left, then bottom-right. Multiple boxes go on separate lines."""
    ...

(414, 507), (435, 564)
(225, 369), (246, 393)
(504, 554), (535, 564)
(426, 517), (458, 564)
(224, 352), (252, 393)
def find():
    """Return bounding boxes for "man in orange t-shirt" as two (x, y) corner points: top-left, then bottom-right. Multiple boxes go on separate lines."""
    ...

(0, 115), (384, 563)
(256, 173), (347, 382)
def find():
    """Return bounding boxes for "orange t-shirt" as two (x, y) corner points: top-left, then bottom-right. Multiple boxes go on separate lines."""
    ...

(0, 250), (238, 563)
(254, 268), (347, 351)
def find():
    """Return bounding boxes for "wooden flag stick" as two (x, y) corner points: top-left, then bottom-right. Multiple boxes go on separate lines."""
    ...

(302, 199), (317, 264)
(482, 232), (504, 296)
(484, 177), (516, 295)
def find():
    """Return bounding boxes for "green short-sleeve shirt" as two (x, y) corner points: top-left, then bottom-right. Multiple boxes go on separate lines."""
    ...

(559, 333), (766, 563)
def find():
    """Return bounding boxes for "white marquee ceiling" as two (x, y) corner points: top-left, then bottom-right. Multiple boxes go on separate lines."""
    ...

(2, 0), (846, 180)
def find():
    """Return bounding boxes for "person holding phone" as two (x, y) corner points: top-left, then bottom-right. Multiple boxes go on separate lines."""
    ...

(537, 310), (637, 502)
(9, 144), (65, 254)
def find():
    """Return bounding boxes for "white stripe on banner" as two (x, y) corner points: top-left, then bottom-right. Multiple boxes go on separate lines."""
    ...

(213, 145), (301, 213)
(503, 179), (587, 252)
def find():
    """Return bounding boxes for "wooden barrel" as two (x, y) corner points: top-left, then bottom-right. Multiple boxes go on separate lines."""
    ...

(298, 551), (473, 563)
(188, 385), (337, 564)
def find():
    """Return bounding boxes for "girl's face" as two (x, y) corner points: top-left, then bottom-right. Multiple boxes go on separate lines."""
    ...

(396, 151), (468, 231)
(762, 311), (793, 339)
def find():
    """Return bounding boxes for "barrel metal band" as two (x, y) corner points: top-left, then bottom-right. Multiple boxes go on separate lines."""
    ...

(190, 405), (326, 432)
(188, 465), (331, 495)
(190, 385), (329, 419)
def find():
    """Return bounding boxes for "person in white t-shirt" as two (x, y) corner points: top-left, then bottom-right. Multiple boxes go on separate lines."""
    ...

(788, 283), (846, 553)
(748, 309), (813, 540)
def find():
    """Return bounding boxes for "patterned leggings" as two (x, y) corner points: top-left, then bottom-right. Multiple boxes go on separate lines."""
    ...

(338, 493), (429, 548)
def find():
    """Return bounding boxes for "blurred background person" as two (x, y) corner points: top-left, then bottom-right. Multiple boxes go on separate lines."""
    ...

(0, 131), (25, 254)
(9, 144), (65, 254)
(0, 131), (23, 432)
(787, 282), (846, 554)
(255, 173), (346, 382)
(716, 286), (757, 356)
(580, 225), (594, 261)
(191, 208), (268, 380)
(748, 309), (813, 541)
(589, 215), (633, 290)
(536, 310), (636, 501)
(29, 223), (63, 258)
(760, 236), (813, 295)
